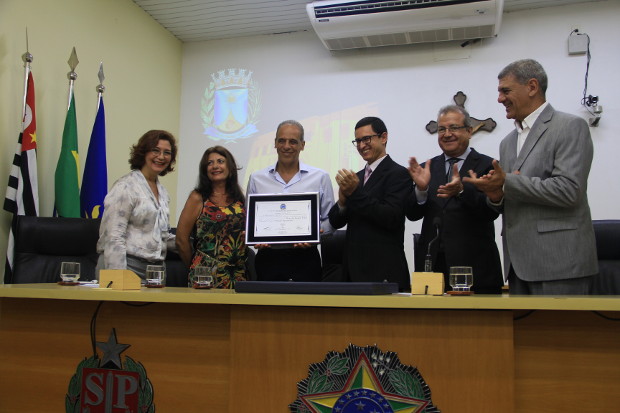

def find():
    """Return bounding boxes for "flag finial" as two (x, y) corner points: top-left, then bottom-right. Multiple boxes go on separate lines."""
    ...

(67, 47), (79, 80)
(22, 28), (33, 65)
(97, 62), (105, 94)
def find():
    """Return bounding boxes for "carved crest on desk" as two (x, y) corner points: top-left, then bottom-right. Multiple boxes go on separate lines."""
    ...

(65, 329), (154, 413)
(290, 344), (439, 412)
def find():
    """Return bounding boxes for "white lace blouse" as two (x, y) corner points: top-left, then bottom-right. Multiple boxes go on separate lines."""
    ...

(96, 170), (171, 269)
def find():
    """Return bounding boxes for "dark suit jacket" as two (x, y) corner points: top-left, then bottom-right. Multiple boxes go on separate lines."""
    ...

(406, 148), (503, 294)
(328, 155), (411, 290)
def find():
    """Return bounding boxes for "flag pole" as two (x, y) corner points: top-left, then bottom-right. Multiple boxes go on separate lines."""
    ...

(80, 62), (108, 219)
(21, 29), (32, 125)
(55, 47), (81, 217)
(5, 32), (39, 281)
(67, 47), (79, 109)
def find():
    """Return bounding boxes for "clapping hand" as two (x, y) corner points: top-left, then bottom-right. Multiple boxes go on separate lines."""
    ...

(437, 163), (464, 198)
(462, 160), (506, 202)
(408, 157), (431, 191)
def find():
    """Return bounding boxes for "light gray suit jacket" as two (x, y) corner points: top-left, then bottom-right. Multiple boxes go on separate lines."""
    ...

(496, 104), (598, 282)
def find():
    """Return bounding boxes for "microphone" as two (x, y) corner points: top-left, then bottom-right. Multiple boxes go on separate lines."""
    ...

(424, 217), (441, 272)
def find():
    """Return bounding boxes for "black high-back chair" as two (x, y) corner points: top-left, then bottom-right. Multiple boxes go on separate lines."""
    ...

(8, 216), (101, 284)
(320, 230), (347, 282)
(591, 220), (620, 295)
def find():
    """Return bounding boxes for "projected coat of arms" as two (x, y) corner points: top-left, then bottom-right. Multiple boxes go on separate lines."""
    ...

(290, 344), (439, 413)
(202, 68), (261, 141)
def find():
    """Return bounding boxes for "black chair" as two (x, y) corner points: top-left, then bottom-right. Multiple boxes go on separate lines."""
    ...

(164, 227), (188, 286)
(9, 216), (101, 284)
(9, 215), (189, 286)
(412, 233), (421, 271)
(591, 220), (620, 295)
(245, 248), (257, 281)
(320, 230), (347, 282)
(164, 248), (189, 287)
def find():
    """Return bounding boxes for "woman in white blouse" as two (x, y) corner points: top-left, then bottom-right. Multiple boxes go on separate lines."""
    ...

(96, 130), (177, 279)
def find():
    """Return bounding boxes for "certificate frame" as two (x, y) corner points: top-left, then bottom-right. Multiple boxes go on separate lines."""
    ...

(245, 192), (320, 245)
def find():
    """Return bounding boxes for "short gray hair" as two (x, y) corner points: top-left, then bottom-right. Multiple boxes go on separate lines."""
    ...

(437, 105), (472, 128)
(276, 120), (304, 141)
(498, 59), (548, 96)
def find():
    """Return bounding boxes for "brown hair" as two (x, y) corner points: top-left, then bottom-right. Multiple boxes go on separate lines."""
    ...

(196, 146), (244, 203)
(128, 130), (177, 176)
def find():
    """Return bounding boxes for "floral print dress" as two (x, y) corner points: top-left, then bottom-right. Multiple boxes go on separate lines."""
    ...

(189, 199), (247, 288)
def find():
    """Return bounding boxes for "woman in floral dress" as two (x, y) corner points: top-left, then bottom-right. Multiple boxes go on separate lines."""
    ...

(176, 146), (247, 288)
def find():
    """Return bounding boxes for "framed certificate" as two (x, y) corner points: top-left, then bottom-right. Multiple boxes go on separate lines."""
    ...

(245, 192), (320, 245)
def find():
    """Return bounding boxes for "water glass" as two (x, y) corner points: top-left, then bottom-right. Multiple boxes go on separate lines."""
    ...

(193, 266), (214, 289)
(449, 266), (473, 292)
(60, 262), (80, 284)
(145, 265), (166, 288)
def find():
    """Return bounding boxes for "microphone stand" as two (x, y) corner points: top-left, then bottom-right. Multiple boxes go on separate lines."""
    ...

(424, 219), (441, 272)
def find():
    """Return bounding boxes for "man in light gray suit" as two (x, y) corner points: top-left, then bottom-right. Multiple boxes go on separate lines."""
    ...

(464, 59), (598, 295)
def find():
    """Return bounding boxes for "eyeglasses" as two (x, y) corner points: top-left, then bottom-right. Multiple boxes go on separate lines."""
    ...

(150, 148), (172, 158)
(351, 134), (379, 147)
(437, 125), (468, 135)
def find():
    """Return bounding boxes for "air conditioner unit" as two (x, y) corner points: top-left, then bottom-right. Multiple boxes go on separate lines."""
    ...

(306, 0), (504, 51)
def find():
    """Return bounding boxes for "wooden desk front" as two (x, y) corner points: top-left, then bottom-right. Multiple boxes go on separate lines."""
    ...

(0, 284), (619, 412)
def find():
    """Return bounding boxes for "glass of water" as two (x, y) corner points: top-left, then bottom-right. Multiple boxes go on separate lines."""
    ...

(192, 266), (214, 289)
(449, 266), (473, 292)
(145, 265), (166, 288)
(60, 262), (81, 285)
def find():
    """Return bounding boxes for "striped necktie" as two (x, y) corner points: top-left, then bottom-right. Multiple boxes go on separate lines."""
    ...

(446, 157), (460, 183)
(364, 165), (372, 185)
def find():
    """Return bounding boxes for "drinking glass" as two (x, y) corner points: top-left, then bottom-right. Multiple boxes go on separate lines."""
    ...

(60, 262), (81, 285)
(449, 266), (473, 292)
(192, 266), (214, 289)
(145, 265), (166, 288)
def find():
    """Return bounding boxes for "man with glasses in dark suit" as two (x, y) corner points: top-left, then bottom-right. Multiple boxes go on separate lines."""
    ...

(406, 105), (503, 294)
(329, 116), (411, 291)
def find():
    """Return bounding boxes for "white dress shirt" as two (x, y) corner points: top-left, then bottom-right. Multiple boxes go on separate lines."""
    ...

(516, 101), (549, 155)
(246, 161), (335, 234)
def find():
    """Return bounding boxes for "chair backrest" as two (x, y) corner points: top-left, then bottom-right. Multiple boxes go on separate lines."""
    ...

(413, 233), (421, 271)
(8, 216), (253, 287)
(163, 249), (188, 287)
(591, 220), (620, 295)
(9, 216), (101, 284)
(320, 230), (347, 282)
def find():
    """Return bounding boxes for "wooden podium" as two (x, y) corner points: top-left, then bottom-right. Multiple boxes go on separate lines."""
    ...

(1, 284), (620, 412)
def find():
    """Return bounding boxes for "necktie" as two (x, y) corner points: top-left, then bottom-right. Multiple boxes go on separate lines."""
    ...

(364, 165), (372, 185)
(446, 157), (460, 183)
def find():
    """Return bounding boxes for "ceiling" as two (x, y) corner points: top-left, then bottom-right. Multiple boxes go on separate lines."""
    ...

(132, 0), (599, 43)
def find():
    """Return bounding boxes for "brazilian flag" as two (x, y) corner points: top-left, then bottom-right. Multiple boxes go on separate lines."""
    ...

(54, 92), (80, 217)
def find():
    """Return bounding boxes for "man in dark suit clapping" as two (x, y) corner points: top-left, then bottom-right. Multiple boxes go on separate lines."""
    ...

(406, 105), (503, 294)
(328, 117), (411, 291)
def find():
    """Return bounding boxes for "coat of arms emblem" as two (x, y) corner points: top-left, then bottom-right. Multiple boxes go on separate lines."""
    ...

(66, 329), (154, 413)
(202, 68), (261, 141)
(290, 344), (439, 412)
